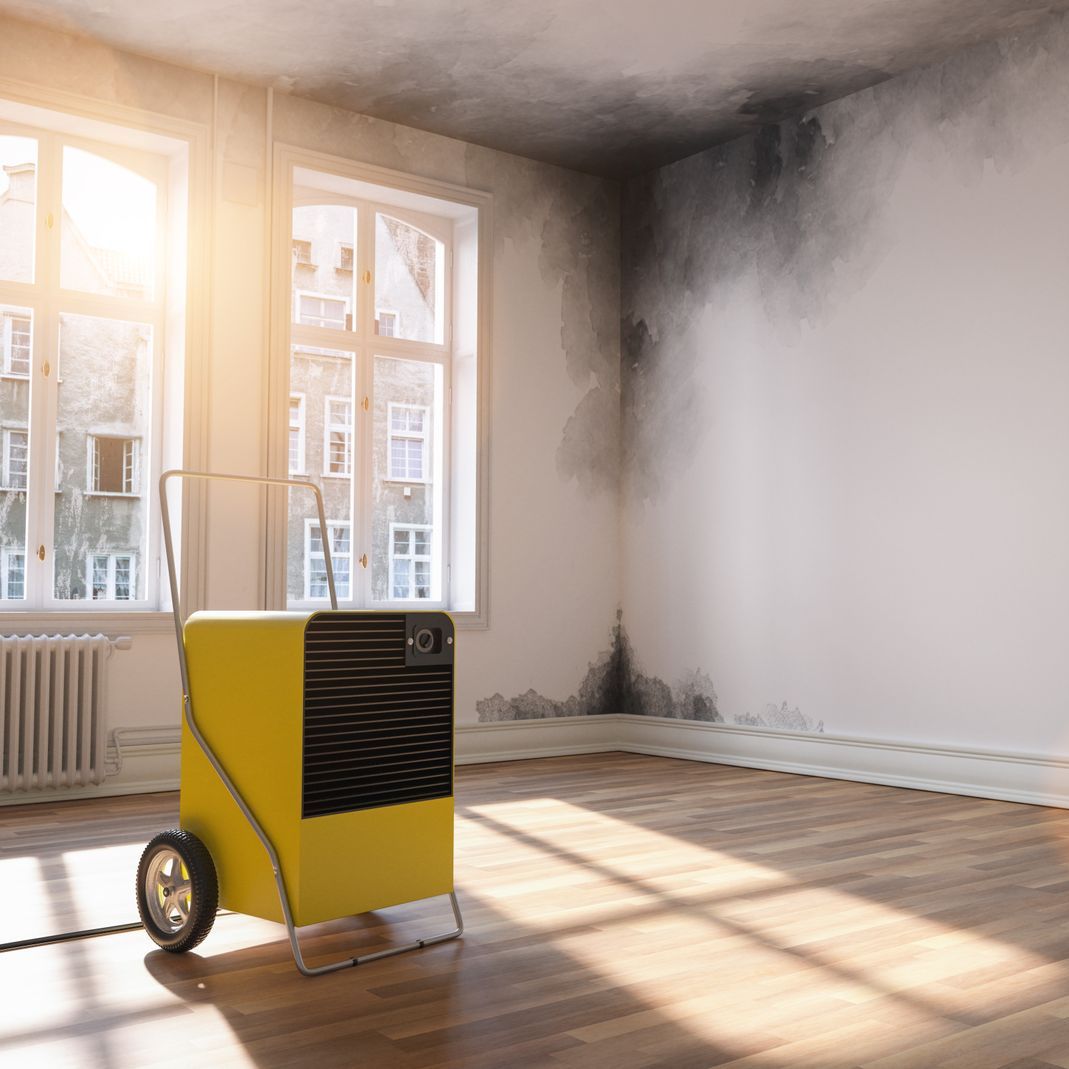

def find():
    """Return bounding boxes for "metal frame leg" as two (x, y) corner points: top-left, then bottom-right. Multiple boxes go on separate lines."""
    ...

(281, 890), (464, 977)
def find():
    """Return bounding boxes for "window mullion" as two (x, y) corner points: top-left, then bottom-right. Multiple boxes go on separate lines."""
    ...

(354, 200), (375, 608)
(26, 133), (62, 610)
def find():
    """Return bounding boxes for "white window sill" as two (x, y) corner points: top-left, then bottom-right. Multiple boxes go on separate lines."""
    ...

(84, 490), (142, 499)
(0, 485), (27, 493)
(321, 471), (352, 479)
(383, 478), (431, 486)
(0, 372), (30, 382)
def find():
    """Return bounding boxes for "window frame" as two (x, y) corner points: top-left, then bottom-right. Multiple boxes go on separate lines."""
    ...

(267, 146), (492, 627)
(0, 110), (192, 615)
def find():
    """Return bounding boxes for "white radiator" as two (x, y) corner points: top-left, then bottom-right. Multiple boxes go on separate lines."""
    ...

(0, 634), (125, 793)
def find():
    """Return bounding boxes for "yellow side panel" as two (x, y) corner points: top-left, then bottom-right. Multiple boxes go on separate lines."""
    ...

(297, 796), (454, 926)
(179, 612), (308, 923)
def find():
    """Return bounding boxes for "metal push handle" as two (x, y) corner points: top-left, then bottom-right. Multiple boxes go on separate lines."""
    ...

(159, 469), (337, 697)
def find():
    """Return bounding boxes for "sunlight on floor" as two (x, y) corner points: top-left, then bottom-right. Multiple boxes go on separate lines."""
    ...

(458, 797), (1056, 1060)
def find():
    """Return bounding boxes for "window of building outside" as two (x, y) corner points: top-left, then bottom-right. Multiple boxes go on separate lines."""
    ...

(0, 117), (180, 609)
(288, 394), (305, 474)
(286, 167), (480, 611)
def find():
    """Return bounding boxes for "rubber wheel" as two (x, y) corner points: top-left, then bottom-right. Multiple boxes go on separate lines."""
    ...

(136, 829), (218, 953)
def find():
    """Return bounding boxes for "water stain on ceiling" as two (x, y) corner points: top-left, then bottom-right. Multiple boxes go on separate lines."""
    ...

(2, 0), (1067, 175)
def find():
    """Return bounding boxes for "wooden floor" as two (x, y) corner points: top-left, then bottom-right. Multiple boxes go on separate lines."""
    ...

(4, 754), (1069, 1068)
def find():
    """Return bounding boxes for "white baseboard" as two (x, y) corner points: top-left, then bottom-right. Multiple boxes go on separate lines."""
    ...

(8, 713), (1068, 811)
(455, 717), (610, 764)
(0, 727), (180, 807)
(458, 714), (1069, 809)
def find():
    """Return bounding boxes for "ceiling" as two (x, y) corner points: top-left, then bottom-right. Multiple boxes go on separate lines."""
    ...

(2, 0), (1066, 176)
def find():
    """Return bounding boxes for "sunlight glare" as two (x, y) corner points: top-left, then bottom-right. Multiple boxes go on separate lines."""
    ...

(62, 145), (155, 267)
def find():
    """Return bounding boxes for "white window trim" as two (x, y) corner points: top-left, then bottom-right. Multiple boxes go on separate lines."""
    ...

(303, 517), (351, 601)
(288, 393), (306, 475)
(386, 401), (430, 484)
(322, 394), (352, 478)
(388, 522), (433, 602)
(267, 146), (492, 627)
(85, 434), (142, 497)
(85, 551), (136, 602)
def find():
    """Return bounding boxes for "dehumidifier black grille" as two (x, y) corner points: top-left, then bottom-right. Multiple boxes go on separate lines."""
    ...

(301, 612), (454, 819)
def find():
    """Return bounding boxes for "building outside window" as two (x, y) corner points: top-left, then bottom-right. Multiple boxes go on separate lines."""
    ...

(288, 394), (305, 474)
(323, 397), (352, 476)
(88, 552), (134, 600)
(297, 291), (348, 330)
(88, 435), (139, 495)
(305, 521), (350, 599)
(376, 310), (397, 337)
(0, 546), (24, 599)
(2, 427), (27, 489)
(387, 403), (427, 482)
(1, 311), (30, 376)
(389, 524), (431, 600)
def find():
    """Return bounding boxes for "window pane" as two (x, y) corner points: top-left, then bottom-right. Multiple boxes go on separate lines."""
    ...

(372, 356), (442, 601)
(0, 304), (31, 599)
(375, 214), (444, 344)
(0, 136), (37, 284)
(53, 314), (150, 601)
(61, 147), (156, 300)
(288, 344), (354, 604)
(292, 204), (357, 331)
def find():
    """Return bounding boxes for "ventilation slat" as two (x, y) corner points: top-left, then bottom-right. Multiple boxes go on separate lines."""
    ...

(302, 613), (453, 818)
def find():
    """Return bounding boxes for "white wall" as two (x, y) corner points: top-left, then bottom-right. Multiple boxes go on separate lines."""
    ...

(620, 16), (1069, 758)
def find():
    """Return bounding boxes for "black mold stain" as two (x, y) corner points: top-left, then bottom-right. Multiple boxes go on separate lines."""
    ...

(477, 613), (721, 723)
(735, 703), (824, 733)
(460, 148), (620, 497)
(620, 13), (1069, 501)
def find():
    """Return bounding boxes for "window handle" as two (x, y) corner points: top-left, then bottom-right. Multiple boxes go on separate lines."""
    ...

(37, 545), (46, 562)
(359, 553), (368, 569)
(41, 360), (50, 377)
(361, 270), (372, 285)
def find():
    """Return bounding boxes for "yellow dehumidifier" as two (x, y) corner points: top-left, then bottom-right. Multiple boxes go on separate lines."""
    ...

(135, 471), (463, 975)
